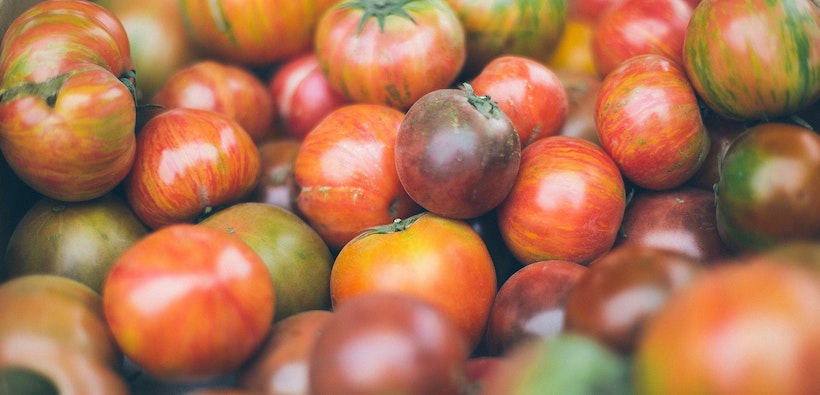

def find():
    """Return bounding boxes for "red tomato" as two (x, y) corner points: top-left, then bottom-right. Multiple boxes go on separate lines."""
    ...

(683, 0), (820, 121)
(330, 212), (498, 351)
(497, 136), (626, 265)
(471, 55), (569, 147)
(293, 104), (420, 251)
(152, 60), (276, 143)
(269, 52), (350, 140)
(125, 107), (261, 229)
(249, 139), (302, 214)
(595, 54), (710, 190)
(102, 224), (275, 382)
(314, 0), (465, 110)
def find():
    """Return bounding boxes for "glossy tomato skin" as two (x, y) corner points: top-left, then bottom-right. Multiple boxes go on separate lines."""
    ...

(715, 122), (820, 252)
(314, 0), (465, 110)
(103, 224), (275, 382)
(125, 107), (261, 229)
(294, 104), (420, 251)
(309, 292), (470, 395)
(590, 0), (693, 77)
(595, 54), (710, 190)
(471, 55), (569, 147)
(497, 136), (626, 265)
(152, 60), (276, 143)
(683, 0), (820, 121)
(395, 86), (521, 219)
(330, 212), (498, 352)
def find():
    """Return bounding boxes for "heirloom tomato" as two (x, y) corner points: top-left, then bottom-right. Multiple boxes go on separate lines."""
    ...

(547, 18), (597, 75)
(715, 122), (820, 252)
(125, 107), (261, 229)
(314, 0), (465, 110)
(249, 138), (301, 214)
(497, 136), (626, 265)
(395, 84), (520, 219)
(683, 0), (820, 121)
(330, 212), (497, 352)
(293, 104), (420, 251)
(595, 54), (709, 190)
(103, 224), (275, 382)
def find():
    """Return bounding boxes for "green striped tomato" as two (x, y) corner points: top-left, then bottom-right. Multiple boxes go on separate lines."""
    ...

(683, 0), (820, 121)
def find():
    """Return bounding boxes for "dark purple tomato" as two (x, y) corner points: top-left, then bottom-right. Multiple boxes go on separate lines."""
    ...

(686, 113), (746, 191)
(395, 83), (521, 219)
(564, 245), (704, 353)
(486, 260), (588, 356)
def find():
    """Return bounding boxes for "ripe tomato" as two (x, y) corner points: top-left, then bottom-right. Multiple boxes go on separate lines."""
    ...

(595, 54), (710, 190)
(314, 0), (465, 110)
(249, 138), (301, 214)
(471, 56), (568, 147)
(497, 136), (626, 265)
(293, 104), (420, 251)
(330, 212), (498, 351)
(683, 0), (820, 121)
(102, 224), (275, 382)
(547, 18), (597, 76)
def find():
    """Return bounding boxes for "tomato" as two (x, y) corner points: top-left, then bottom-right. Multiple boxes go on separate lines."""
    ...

(180, 0), (337, 66)
(445, 0), (568, 78)
(715, 122), (820, 252)
(497, 136), (626, 265)
(683, 0), (820, 121)
(556, 70), (601, 145)
(125, 107), (261, 229)
(102, 224), (275, 382)
(547, 18), (597, 76)
(471, 55), (569, 147)
(198, 202), (333, 321)
(569, 0), (624, 22)
(635, 260), (820, 394)
(686, 113), (746, 191)
(151, 60), (276, 144)
(395, 84), (521, 219)
(3, 193), (148, 293)
(293, 104), (420, 251)
(249, 138), (302, 214)
(330, 212), (497, 351)
(314, 0), (465, 110)
(595, 54), (710, 190)
(309, 292), (470, 395)
(590, 0), (693, 77)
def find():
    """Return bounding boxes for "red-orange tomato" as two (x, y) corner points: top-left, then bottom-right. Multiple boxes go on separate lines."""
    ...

(471, 55), (569, 147)
(330, 212), (498, 352)
(293, 104), (421, 251)
(497, 136), (626, 265)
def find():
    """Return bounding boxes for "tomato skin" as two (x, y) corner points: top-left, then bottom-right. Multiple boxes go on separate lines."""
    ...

(595, 54), (709, 190)
(294, 104), (421, 251)
(314, 0), (466, 110)
(330, 212), (497, 352)
(102, 224), (275, 382)
(683, 0), (820, 121)
(497, 136), (626, 265)
(471, 55), (569, 147)
(715, 122), (820, 252)
(249, 139), (302, 214)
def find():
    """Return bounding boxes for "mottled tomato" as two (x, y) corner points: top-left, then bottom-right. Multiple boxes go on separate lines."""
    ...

(395, 84), (520, 219)
(471, 55), (569, 147)
(635, 260), (820, 394)
(595, 54), (710, 190)
(249, 138), (301, 214)
(103, 224), (275, 382)
(715, 122), (820, 252)
(314, 0), (465, 110)
(497, 136), (626, 265)
(151, 60), (276, 143)
(309, 292), (470, 395)
(293, 104), (420, 251)
(125, 107), (261, 229)
(330, 212), (497, 351)
(683, 0), (820, 121)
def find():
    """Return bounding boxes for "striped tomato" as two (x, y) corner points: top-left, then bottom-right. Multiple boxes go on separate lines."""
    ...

(683, 0), (820, 121)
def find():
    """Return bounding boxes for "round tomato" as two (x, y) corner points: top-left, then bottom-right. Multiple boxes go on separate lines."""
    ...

(249, 138), (302, 214)
(103, 224), (275, 382)
(330, 212), (497, 351)
(314, 0), (465, 110)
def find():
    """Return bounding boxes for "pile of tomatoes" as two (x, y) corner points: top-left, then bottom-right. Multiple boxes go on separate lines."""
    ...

(0, 0), (819, 394)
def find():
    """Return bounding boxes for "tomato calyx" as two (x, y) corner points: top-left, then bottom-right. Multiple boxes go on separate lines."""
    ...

(343, 0), (418, 33)
(462, 83), (504, 120)
(353, 211), (427, 240)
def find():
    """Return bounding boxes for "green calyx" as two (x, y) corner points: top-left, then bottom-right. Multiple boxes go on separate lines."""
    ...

(342, 0), (418, 33)
(462, 82), (504, 120)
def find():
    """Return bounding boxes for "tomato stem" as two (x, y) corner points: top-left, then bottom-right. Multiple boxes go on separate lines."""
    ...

(462, 82), (505, 120)
(352, 211), (427, 240)
(343, 0), (418, 33)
